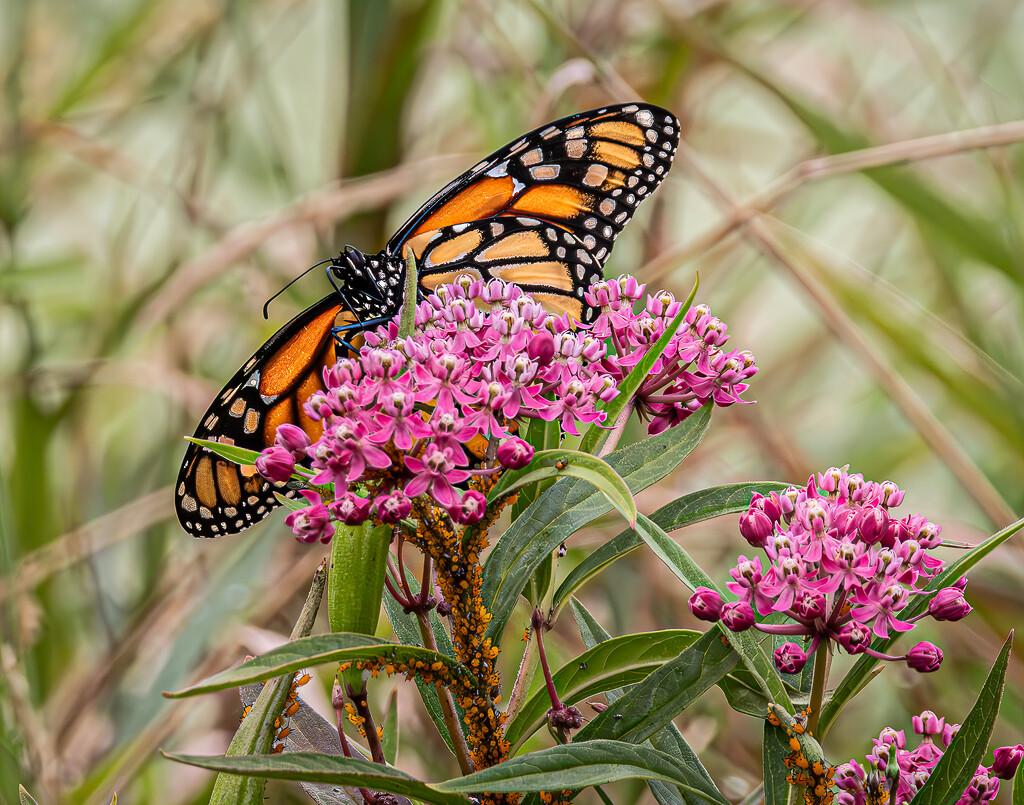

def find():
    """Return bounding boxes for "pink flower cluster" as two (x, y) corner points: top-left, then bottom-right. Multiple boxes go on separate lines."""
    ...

(835, 711), (1022, 805)
(586, 277), (757, 434)
(688, 467), (969, 674)
(256, 276), (756, 544)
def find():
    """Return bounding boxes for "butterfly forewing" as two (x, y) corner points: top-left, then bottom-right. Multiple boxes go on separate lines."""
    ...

(387, 103), (680, 271)
(176, 298), (350, 537)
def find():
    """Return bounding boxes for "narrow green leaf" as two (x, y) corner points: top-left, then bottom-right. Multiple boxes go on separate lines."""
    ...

(579, 285), (694, 455)
(398, 251), (418, 339)
(552, 482), (791, 613)
(911, 632), (1013, 805)
(435, 740), (718, 797)
(575, 628), (738, 745)
(631, 513), (789, 709)
(164, 634), (476, 697)
(381, 689), (399, 767)
(505, 629), (701, 749)
(489, 449), (637, 527)
(18, 786), (40, 805)
(568, 599), (728, 805)
(762, 718), (793, 805)
(185, 437), (263, 467)
(820, 518), (1024, 736)
(163, 752), (464, 805)
(483, 404), (711, 641)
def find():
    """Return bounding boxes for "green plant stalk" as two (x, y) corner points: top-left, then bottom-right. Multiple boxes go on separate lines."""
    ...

(414, 607), (475, 774)
(806, 639), (830, 736)
(329, 521), (391, 694)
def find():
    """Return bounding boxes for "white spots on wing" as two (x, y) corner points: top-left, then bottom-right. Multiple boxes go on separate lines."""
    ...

(603, 226), (612, 238)
(486, 161), (510, 178)
(566, 125), (585, 138)
(583, 163), (608, 187)
(596, 247), (608, 261)
(520, 148), (543, 166)
(635, 109), (654, 127)
(583, 235), (597, 251)
(584, 217), (597, 229)
(556, 246), (566, 258)
(490, 222), (505, 237)
(566, 139), (587, 159)
(530, 165), (559, 180)
(578, 249), (593, 265)
(646, 129), (658, 143)
(599, 198), (615, 216)
(540, 126), (560, 139)
(642, 153), (654, 168)
(623, 104), (639, 114)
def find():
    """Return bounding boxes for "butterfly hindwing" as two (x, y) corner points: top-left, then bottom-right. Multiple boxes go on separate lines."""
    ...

(387, 103), (680, 272)
(176, 297), (350, 537)
(403, 216), (603, 321)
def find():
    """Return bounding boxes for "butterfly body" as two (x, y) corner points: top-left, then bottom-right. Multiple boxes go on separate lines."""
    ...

(177, 102), (680, 536)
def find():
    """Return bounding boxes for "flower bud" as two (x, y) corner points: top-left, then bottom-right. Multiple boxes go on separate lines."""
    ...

(991, 744), (1023, 779)
(912, 710), (944, 737)
(275, 423), (312, 458)
(739, 509), (774, 547)
(688, 587), (724, 622)
(497, 437), (534, 470)
(526, 329), (556, 366)
(773, 642), (808, 674)
(255, 445), (296, 484)
(284, 490), (333, 544)
(906, 641), (943, 673)
(856, 506), (890, 545)
(720, 600), (755, 631)
(548, 704), (584, 731)
(927, 587), (972, 621)
(793, 592), (826, 622)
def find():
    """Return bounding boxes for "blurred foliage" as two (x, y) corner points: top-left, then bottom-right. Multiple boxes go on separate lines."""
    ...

(0, 1), (1021, 804)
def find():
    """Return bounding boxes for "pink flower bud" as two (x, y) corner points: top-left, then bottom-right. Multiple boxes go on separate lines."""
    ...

(275, 423), (312, 459)
(793, 592), (826, 621)
(449, 490), (488, 525)
(720, 600), (755, 631)
(284, 490), (333, 544)
(991, 744), (1023, 779)
(773, 642), (807, 674)
(497, 437), (534, 470)
(856, 506), (890, 545)
(255, 446), (296, 484)
(526, 330), (555, 366)
(912, 711), (945, 737)
(688, 587), (724, 622)
(739, 509), (774, 547)
(927, 587), (972, 621)
(906, 641), (943, 673)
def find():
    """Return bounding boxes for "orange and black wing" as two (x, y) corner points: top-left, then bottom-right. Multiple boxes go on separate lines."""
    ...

(387, 102), (680, 320)
(175, 296), (355, 537)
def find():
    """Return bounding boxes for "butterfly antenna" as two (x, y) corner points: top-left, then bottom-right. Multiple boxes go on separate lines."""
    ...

(262, 259), (332, 319)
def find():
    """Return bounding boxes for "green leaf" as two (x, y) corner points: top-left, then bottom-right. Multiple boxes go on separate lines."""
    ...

(163, 751), (465, 805)
(164, 634), (476, 697)
(434, 740), (720, 797)
(911, 632), (1013, 805)
(575, 628), (738, 745)
(489, 449), (637, 528)
(762, 717), (793, 805)
(483, 404), (711, 641)
(631, 513), (790, 710)
(579, 292), (693, 455)
(820, 517), (1024, 736)
(505, 629), (701, 749)
(568, 600), (728, 805)
(185, 437), (263, 467)
(381, 689), (399, 767)
(552, 482), (791, 614)
(18, 786), (40, 805)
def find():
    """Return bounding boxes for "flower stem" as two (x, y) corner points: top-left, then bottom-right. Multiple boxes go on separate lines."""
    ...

(348, 684), (386, 765)
(807, 638), (830, 735)
(598, 399), (635, 457)
(505, 624), (539, 722)
(414, 608), (475, 774)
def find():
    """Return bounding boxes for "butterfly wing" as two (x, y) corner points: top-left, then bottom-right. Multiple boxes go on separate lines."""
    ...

(175, 296), (354, 537)
(387, 102), (680, 296)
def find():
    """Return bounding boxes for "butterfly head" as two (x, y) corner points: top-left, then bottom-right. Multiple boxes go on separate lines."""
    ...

(327, 246), (402, 319)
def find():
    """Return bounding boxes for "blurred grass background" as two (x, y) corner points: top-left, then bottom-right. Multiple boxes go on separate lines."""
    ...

(0, 1), (1021, 803)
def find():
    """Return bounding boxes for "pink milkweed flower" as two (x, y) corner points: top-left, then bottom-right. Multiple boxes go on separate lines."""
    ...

(688, 587), (724, 622)
(449, 490), (488, 525)
(404, 445), (472, 510)
(329, 493), (372, 526)
(905, 641), (943, 673)
(375, 491), (412, 524)
(256, 446), (296, 484)
(285, 490), (333, 544)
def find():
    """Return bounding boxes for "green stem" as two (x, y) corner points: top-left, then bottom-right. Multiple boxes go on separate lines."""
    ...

(807, 639), (830, 735)
(414, 608), (475, 774)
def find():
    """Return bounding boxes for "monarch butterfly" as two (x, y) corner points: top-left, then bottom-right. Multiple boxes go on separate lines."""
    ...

(176, 102), (680, 537)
